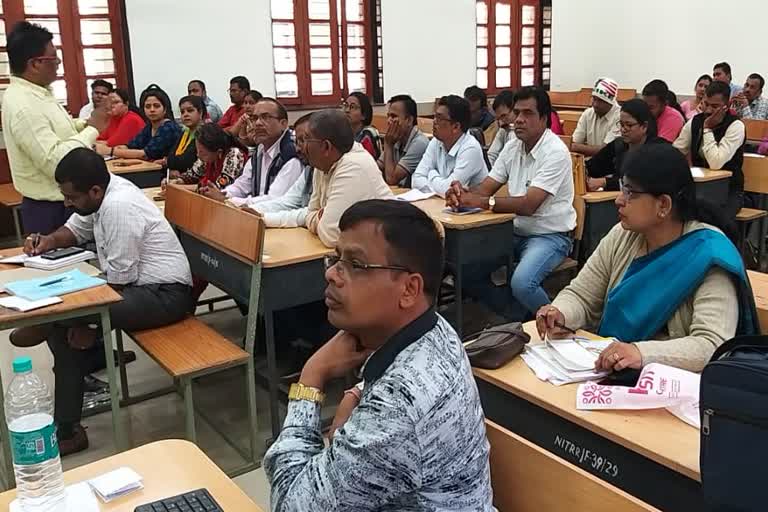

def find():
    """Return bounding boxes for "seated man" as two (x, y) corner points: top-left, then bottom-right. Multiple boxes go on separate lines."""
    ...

(465, 85), (495, 131)
(713, 61), (742, 97)
(187, 79), (224, 124)
(264, 199), (493, 511)
(732, 73), (768, 120)
(449, 86), (576, 320)
(673, 80), (746, 219)
(487, 89), (517, 167)
(538, 144), (758, 373)
(78, 79), (113, 120)
(243, 113), (314, 225)
(202, 98), (302, 206)
(378, 94), (430, 186)
(23, 148), (194, 455)
(571, 77), (622, 157)
(412, 95), (488, 197)
(248, 109), (392, 247)
(219, 75), (251, 132)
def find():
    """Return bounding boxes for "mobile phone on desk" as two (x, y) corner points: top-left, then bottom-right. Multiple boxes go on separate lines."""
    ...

(40, 247), (86, 260)
(443, 206), (483, 215)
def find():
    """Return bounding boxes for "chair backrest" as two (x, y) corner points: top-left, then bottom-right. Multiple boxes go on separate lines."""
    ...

(371, 113), (389, 133)
(485, 420), (660, 512)
(744, 119), (768, 143)
(617, 88), (638, 102)
(417, 117), (434, 135)
(549, 90), (587, 108)
(743, 155), (768, 194)
(559, 135), (573, 150)
(562, 119), (578, 136)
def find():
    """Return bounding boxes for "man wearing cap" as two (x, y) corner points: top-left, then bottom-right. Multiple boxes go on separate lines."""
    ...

(571, 78), (622, 157)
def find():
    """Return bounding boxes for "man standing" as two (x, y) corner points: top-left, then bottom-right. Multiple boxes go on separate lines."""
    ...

(264, 199), (493, 511)
(22, 148), (194, 455)
(412, 95), (488, 197)
(377, 94), (430, 186)
(732, 73), (768, 120)
(713, 62), (742, 97)
(78, 79), (113, 120)
(3, 22), (109, 234)
(674, 80), (746, 220)
(450, 86), (576, 320)
(571, 77), (622, 157)
(188, 79), (224, 123)
(219, 76), (251, 132)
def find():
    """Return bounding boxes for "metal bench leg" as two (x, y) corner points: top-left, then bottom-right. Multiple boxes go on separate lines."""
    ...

(11, 207), (22, 246)
(246, 359), (259, 461)
(115, 330), (131, 401)
(183, 377), (197, 443)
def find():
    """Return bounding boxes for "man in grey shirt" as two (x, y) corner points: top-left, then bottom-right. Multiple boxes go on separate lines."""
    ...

(21, 148), (194, 456)
(264, 199), (493, 511)
(378, 94), (430, 187)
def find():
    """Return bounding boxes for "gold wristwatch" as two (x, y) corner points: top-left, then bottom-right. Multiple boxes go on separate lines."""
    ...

(289, 383), (326, 404)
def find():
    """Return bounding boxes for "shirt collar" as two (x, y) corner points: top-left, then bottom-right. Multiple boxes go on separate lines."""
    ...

(444, 132), (468, 157)
(526, 129), (552, 159)
(362, 307), (438, 383)
(396, 125), (419, 151)
(262, 129), (287, 159)
(10, 76), (53, 97)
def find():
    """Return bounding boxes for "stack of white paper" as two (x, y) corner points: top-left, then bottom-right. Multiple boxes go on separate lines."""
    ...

(88, 467), (143, 503)
(0, 296), (62, 312)
(395, 189), (436, 202)
(24, 250), (95, 271)
(520, 337), (613, 386)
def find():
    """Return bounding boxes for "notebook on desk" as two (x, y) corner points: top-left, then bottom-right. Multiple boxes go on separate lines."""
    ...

(5, 268), (105, 301)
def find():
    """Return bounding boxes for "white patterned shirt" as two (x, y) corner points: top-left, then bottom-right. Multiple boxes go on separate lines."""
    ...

(65, 175), (192, 287)
(264, 311), (494, 511)
(737, 95), (768, 120)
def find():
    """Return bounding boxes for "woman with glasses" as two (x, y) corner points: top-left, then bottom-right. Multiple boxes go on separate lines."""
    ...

(343, 92), (381, 159)
(93, 88), (145, 148)
(158, 95), (207, 175)
(585, 99), (667, 192)
(537, 143), (758, 373)
(167, 122), (246, 190)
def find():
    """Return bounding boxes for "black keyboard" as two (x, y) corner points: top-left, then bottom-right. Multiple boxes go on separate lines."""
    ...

(134, 488), (223, 512)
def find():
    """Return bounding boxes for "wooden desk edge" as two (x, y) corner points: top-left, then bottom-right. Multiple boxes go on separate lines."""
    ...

(473, 367), (701, 482)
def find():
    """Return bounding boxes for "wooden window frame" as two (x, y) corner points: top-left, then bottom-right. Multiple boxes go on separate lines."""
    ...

(1, 0), (130, 113)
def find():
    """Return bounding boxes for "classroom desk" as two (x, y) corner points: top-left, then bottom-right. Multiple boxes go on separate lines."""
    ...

(0, 439), (265, 510)
(748, 270), (768, 333)
(474, 322), (702, 512)
(392, 190), (517, 335)
(557, 110), (583, 123)
(0, 184), (23, 245)
(107, 159), (164, 188)
(692, 168), (732, 208)
(0, 250), (124, 491)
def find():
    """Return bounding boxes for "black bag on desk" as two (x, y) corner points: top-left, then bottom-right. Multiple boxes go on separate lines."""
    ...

(700, 335), (768, 512)
(463, 322), (531, 369)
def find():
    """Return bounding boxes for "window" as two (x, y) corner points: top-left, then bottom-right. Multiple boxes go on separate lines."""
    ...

(475, 0), (544, 93)
(270, 0), (382, 106)
(0, 0), (129, 113)
(540, 0), (551, 88)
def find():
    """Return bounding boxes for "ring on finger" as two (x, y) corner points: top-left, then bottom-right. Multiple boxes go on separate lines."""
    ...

(612, 352), (620, 362)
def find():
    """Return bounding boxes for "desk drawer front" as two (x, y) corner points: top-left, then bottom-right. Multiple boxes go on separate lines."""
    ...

(180, 232), (253, 304)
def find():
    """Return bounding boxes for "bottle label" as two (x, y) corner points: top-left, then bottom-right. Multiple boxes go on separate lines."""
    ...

(10, 423), (59, 465)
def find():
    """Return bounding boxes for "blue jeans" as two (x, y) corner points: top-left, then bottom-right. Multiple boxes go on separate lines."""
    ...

(463, 232), (572, 321)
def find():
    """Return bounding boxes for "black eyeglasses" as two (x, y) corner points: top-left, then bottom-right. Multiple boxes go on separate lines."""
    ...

(618, 179), (649, 201)
(324, 255), (411, 278)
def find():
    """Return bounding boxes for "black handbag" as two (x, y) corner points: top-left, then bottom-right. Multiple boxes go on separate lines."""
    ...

(463, 322), (531, 370)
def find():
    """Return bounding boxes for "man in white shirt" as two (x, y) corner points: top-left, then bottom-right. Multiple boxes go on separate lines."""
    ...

(674, 80), (746, 219)
(412, 95), (487, 197)
(447, 86), (576, 320)
(202, 98), (302, 206)
(21, 148), (194, 456)
(78, 79), (113, 120)
(571, 77), (621, 157)
(487, 90), (517, 167)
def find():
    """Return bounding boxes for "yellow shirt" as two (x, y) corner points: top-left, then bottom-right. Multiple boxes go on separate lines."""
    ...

(1, 76), (99, 201)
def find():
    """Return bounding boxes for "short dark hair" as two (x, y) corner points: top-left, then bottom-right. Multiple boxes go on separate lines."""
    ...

(8, 21), (53, 75)
(621, 98), (658, 138)
(293, 112), (313, 128)
(705, 80), (732, 102)
(492, 89), (516, 110)
(513, 86), (552, 119)
(464, 85), (488, 107)
(309, 109), (354, 153)
(641, 79), (670, 103)
(257, 97), (287, 120)
(339, 199), (444, 303)
(246, 90), (264, 103)
(388, 94), (418, 120)
(195, 123), (237, 153)
(139, 84), (175, 121)
(714, 62), (732, 77)
(349, 92), (374, 126)
(436, 95), (471, 132)
(696, 74), (713, 86)
(178, 95), (207, 117)
(91, 79), (114, 93)
(230, 76), (250, 91)
(748, 73), (765, 90)
(189, 79), (206, 91)
(55, 148), (111, 192)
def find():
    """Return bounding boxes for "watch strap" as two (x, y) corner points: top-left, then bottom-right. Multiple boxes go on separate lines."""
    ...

(289, 382), (326, 404)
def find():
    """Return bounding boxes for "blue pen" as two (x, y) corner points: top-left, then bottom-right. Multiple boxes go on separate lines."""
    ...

(39, 276), (68, 287)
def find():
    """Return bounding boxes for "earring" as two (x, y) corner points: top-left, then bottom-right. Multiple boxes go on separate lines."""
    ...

(659, 211), (667, 218)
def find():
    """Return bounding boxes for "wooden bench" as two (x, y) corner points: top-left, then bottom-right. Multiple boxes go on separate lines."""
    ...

(117, 185), (264, 474)
(0, 184), (22, 244)
(744, 119), (768, 143)
(740, 155), (768, 268)
(486, 420), (659, 511)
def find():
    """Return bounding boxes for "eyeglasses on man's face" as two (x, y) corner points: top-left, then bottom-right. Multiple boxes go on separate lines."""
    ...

(324, 255), (411, 278)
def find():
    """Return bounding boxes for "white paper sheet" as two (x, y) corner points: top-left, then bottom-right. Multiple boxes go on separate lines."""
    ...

(88, 466), (143, 503)
(10, 482), (99, 512)
(0, 296), (62, 312)
(395, 189), (436, 202)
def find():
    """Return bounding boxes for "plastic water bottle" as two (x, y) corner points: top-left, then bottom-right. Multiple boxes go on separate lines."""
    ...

(5, 356), (65, 510)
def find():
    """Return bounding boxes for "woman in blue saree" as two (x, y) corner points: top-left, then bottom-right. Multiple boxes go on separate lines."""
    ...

(537, 143), (759, 373)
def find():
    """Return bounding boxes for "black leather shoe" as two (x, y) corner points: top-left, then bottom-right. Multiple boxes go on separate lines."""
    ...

(57, 424), (89, 457)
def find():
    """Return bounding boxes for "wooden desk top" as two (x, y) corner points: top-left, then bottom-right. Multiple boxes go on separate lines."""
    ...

(262, 227), (333, 268)
(557, 110), (584, 122)
(0, 248), (122, 324)
(107, 159), (163, 174)
(692, 169), (732, 183)
(0, 183), (22, 207)
(582, 191), (620, 203)
(473, 322), (701, 482)
(748, 270), (768, 332)
(391, 188), (516, 230)
(0, 440), (264, 511)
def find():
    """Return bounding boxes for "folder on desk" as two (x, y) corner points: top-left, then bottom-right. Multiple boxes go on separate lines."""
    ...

(5, 269), (105, 301)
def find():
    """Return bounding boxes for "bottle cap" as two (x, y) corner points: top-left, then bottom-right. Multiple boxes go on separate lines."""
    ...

(12, 356), (32, 374)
